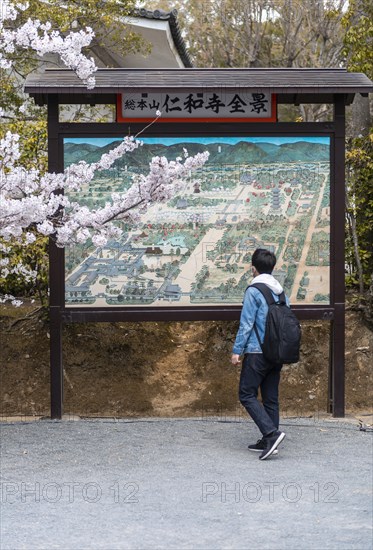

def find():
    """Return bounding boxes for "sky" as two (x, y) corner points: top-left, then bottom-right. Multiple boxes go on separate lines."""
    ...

(65, 136), (330, 147)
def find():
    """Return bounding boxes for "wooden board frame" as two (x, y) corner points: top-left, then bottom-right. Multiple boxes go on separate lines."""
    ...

(47, 94), (345, 419)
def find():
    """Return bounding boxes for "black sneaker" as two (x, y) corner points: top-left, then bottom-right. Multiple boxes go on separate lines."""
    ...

(259, 431), (286, 460)
(248, 438), (278, 454)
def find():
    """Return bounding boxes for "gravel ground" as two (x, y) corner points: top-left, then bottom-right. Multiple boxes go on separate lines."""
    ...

(0, 416), (372, 550)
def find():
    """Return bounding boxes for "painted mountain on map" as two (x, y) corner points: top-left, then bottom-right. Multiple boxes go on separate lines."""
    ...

(64, 140), (329, 168)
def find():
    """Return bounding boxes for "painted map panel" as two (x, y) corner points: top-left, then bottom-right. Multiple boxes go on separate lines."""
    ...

(64, 136), (330, 307)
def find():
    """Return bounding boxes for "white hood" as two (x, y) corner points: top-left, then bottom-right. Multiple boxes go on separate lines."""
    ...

(251, 273), (283, 295)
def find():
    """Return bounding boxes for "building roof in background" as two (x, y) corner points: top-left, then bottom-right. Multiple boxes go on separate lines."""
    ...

(134, 8), (192, 68)
(92, 8), (192, 69)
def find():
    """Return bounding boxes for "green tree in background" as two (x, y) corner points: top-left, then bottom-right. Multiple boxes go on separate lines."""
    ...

(343, 0), (373, 322)
(343, 0), (373, 80)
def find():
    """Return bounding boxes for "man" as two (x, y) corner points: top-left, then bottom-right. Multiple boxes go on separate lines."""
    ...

(231, 248), (286, 460)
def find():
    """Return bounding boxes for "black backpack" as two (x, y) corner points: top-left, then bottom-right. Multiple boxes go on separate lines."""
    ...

(250, 283), (301, 364)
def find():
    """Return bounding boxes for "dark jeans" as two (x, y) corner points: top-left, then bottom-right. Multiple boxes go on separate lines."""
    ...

(239, 353), (282, 437)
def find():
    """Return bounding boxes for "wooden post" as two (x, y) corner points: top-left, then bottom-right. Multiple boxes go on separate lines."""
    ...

(48, 95), (64, 419)
(331, 95), (346, 417)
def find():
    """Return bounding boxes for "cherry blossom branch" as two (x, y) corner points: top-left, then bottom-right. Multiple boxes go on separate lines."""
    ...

(0, 3), (210, 305)
(56, 150), (210, 247)
(0, 1), (97, 87)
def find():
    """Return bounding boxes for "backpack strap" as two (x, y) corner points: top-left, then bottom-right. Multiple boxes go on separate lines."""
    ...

(249, 282), (286, 305)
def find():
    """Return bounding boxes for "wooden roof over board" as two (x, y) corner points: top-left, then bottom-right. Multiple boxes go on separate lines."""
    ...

(25, 68), (373, 106)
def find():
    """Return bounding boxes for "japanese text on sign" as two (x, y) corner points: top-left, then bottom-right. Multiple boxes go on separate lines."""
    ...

(119, 91), (274, 120)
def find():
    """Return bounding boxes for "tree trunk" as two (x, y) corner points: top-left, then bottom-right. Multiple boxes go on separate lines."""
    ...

(349, 95), (371, 138)
(345, 192), (364, 295)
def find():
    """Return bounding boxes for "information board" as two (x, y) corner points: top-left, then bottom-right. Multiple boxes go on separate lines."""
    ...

(64, 136), (330, 307)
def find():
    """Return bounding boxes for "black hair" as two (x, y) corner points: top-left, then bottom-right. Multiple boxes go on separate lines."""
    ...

(251, 248), (276, 274)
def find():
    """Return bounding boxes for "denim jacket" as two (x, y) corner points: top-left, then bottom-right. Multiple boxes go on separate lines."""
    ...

(232, 282), (289, 356)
